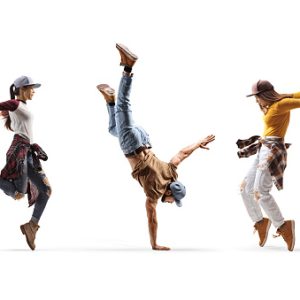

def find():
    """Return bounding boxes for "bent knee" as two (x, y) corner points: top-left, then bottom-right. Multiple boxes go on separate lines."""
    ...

(241, 179), (259, 200)
(109, 128), (118, 137)
(46, 185), (52, 198)
(240, 179), (253, 196)
(240, 180), (246, 193)
(254, 190), (260, 201)
(42, 177), (52, 198)
(254, 188), (271, 202)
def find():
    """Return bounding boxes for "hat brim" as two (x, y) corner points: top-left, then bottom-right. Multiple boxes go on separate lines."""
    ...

(246, 92), (259, 97)
(27, 83), (41, 89)
(246, 87), (274, 98)
(21, 83), (41, 89)
(175, 199), (182, 207)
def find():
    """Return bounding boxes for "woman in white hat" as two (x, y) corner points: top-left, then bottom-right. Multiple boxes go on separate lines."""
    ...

(0, 75), (51, 250)
(238, 79), (299, 251)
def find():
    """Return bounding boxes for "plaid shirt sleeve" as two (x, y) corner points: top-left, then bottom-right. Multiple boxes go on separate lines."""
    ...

(236, 135), (261, 158)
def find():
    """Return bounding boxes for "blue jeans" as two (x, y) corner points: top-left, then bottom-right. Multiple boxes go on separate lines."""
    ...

(106, 75), (151, 154)
(0, 152), (51, 223)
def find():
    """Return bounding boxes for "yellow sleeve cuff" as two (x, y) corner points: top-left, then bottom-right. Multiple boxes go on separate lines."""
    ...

(292, 92), (300, 98)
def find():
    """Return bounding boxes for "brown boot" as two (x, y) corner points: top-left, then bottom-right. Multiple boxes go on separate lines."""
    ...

(20, 220), (40, 250)
(274, 220), (295, 251)
(116, 43), (138, 67)
(96, 84), (115, 103)
(253, 218), (271, 247)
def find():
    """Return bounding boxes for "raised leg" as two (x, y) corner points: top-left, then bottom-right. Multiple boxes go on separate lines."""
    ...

(0, 177), (17, 198)
(115, 75), (151, 155)
(97, 84), (118, 137)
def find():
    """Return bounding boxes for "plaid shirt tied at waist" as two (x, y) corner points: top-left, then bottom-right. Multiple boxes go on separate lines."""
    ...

(0, 134), (48, 206)
(236, 135), (291, 190)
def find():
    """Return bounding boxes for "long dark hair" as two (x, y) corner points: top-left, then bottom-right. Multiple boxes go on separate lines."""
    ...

(2, 84), (19, 131)
(257, 88), (291, 114)
(258, 89), (290, 103)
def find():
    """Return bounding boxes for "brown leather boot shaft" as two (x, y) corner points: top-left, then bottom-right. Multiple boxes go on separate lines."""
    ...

(96, 84), (115, 103)
(276, 220), (295, 251)
(116, 43), (138, 68)
(254, 218), (271, 247)
(20, 221), (40, 251)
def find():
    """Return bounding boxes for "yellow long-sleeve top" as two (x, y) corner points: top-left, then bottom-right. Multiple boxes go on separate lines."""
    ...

(263, 92), (300, 137)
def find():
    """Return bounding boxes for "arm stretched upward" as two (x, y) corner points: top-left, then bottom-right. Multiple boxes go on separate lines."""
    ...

(170, 134), (215, 167)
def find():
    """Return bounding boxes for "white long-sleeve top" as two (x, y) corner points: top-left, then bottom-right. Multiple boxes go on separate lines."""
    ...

(0, 99), (33, 142)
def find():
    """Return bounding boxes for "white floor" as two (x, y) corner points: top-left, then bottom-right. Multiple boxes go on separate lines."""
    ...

(0, 233), (298, 300)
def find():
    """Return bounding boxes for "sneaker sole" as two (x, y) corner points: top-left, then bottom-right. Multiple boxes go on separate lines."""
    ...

(20, 225), (35, 251)
(116, 43), (138, 61)
(289, 220), (295, 251)
(260, 219), (271, 247)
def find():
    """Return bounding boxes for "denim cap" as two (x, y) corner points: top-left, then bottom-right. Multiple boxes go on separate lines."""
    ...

(14, 76), (41, 89)
(246, 80), (273, 97)
(170, 181), (186, 207)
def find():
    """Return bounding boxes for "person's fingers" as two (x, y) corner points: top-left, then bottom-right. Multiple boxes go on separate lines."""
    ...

(200, 145), (209, 150)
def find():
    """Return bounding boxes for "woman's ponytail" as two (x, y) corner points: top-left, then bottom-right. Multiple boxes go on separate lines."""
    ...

(10, 84), (19, 99)
(1, 84), (16, 131)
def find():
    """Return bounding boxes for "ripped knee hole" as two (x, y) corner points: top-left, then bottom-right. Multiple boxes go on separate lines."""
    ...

(14, 192), (25, 200)
(42, 177), (52, 197)
(240, 180), (246, 192)
(254, 191), (260, 201)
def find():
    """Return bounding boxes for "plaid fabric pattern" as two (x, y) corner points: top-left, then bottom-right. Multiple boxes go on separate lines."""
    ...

(0, 134), (48, 206)
(236, 135), (261, 158)
(236, 135), (290, 190)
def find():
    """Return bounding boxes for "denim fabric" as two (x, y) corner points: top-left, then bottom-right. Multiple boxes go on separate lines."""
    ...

(0, 152), (51, 222)
(0, 178), (16, 198)
(240, 144), (285, 228)
(106, 75), (151, 154)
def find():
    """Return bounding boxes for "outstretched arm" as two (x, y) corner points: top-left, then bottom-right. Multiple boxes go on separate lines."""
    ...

(170, 134), (215, 167)
(0, 100), (19, 112)
(146, 198), (170, 251)
(277, 94), (300, 112)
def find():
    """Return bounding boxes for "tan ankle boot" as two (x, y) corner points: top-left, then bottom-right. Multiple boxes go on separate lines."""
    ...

(96, 84), (115, 103)
(116, 43), (138, 67)
(274, 220), (295, 251)
(253, 218), (271, 247)
(20, 221), (40, 250)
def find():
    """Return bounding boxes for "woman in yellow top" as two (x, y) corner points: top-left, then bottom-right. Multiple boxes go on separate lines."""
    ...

(239, 80), (299, 251)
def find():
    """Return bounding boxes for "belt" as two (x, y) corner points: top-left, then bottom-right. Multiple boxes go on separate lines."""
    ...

(125, 145), (151, 157)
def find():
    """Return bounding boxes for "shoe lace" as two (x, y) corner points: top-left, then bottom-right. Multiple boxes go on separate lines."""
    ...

(253, 223), (261, 235)
(273, 224), (288, 239)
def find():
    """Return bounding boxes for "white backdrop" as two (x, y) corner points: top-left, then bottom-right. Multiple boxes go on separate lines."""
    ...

(0, 0), (300, 299)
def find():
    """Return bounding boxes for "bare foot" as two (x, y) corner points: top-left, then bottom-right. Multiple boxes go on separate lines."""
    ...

(152, 245), (171, 251)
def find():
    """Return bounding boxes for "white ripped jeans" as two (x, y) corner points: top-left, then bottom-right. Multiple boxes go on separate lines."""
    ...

(240, 144), (285, 228)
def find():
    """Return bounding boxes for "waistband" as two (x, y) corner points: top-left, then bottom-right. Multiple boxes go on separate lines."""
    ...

(125, 144), (152, 158)
(262, 136), (284, 143)
(264, 136), (282, 139)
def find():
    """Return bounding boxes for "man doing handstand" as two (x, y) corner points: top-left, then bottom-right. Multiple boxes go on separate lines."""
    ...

(97, 43), (215, 250)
